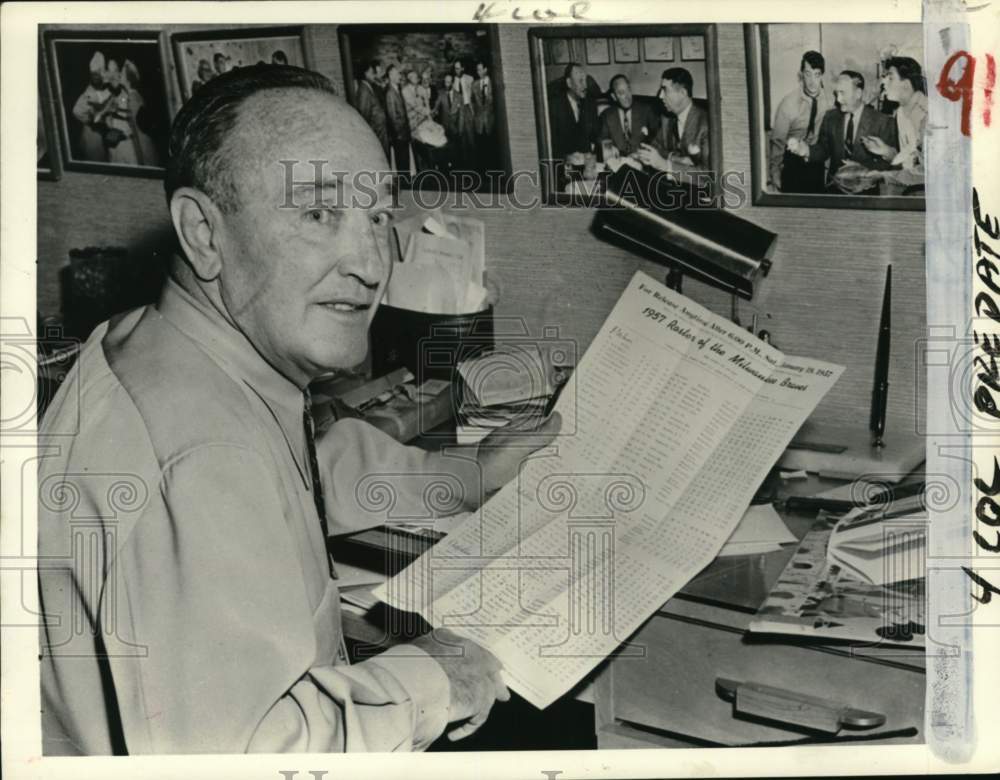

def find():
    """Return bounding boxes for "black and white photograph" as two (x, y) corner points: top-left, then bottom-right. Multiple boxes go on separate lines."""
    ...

(747, 22), (926, 209)
(529, 24), (722, 203)
(339, 24), (511, 191)
(171, 26), (311, 102)
(8, 5), (1000, 778)
(44, 29), (170, 176)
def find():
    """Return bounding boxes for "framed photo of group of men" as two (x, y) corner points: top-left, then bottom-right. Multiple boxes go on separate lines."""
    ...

(746, 22), (926, 210)
(527, 24), (724, 205)
(338, 24), (512, 194)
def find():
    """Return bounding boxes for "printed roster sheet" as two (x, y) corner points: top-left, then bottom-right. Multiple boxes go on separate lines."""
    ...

(374, 271), (844, 708)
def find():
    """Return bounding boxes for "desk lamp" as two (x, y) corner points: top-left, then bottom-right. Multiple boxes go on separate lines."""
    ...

(592, 167), (777, 328)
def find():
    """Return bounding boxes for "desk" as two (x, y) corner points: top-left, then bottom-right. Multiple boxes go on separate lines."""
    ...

(336, 474), (925, 748)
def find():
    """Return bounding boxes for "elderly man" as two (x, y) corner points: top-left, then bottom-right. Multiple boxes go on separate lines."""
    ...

(38, 65), (558, 755)
(787, 70), (897, 193)
(597, 73), (659, 158)
(548, 62), (598, 162)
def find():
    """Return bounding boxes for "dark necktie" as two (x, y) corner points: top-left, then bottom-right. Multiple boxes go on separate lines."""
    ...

(670, 118), (680, 151)
(484, 81), (489, 102)
(806, 95), (818, 139)
(304, 390), (338, 579)
(845, 113), (855, 157)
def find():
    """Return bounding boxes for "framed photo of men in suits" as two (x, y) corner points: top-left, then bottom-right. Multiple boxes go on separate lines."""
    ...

(528, 24), (722, 206)
(338, 24), (512, 194)
(746, 23), (926, 210)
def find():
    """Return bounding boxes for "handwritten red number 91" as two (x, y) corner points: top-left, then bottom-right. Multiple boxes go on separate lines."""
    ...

(937, 50), (996, 136)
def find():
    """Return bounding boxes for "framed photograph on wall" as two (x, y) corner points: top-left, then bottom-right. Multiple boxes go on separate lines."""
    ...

(171, 26), (312, 103)
(528, 24), (722, 205)
(37, 51), (62, 181)
(44, 29), (171, 178)
(745, 23), (925, 210)
(613, 38), (639, 64)
(338, 24), (512, 193)
(585, 38), (611, 65)
(548, 38), (570, 64)
(680, 35), (705, 61)
(643, 36), (674, 62)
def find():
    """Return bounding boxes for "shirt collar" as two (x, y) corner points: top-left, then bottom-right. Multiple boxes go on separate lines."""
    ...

(157, 277), (310, 480)
(676, 102), (692, 130)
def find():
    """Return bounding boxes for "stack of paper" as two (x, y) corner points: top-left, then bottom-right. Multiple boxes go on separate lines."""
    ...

(455, 344), (559, 444)
(386, 209), (490, 314)
(826, 496), (927, 586)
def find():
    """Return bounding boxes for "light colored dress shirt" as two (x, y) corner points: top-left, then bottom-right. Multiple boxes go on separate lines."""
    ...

(37, 277), (477, 755)
(768, 85), (834, 185)
(674, 102), (692, 141)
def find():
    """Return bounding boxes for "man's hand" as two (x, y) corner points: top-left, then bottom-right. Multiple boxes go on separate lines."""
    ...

(860, 135), (896, 161)
(412, 628), (510, 741)
(474, 411), (562, 500)
(786, 137), (809, 158)
(636, 142), (670, 172)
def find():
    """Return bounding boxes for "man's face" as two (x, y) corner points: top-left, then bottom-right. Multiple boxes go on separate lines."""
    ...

(659, 78), (687, 113)
(611, 78), (632, 110)
(477, 63), (487, 79)
(406, 70), (419, 86)
(375, 64), (386, 80)
(444, 74), (453, 89)
(453, 61), (463, 77)
(801, 64), (823, 96)
(883, 66), (905, 102)
(388, 68), (400, 86)
(89, 70), (105, 89)
(567, 66), (587, 99)
(214, 55), (226, 75)
(213, 91), (394, 383)
(834, 75), (861, 112)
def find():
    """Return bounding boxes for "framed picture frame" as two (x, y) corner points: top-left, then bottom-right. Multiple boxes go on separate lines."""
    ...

(613, 38), (639, 64)
(43, 28), (171, 178)
(37, 47), (62, 181)
(338, 24), (512, 194)
(171, 26), (312, 104)
(745, 23), (925, 210)
(643, 36), (675, 62)
(528, 24), (722, 206)
(680, 35), (705, 61)
(548, 38), (570, 65)
(585, 38), (611, 65)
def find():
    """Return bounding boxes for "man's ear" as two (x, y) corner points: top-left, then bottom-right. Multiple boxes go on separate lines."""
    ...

(169, 187), (226, 282)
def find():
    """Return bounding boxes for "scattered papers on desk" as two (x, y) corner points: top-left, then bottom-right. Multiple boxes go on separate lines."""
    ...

(386, 210), (489, 315)
(455, 343), (567, 444)
(718, 503), (797, 557)
(339, 586), (382, 612)
(459, 344), (553, 407)
(333, 560), (387, 590)
(374, 270), (844, 709)
(750, 523), (926, 647)
(827, 498), (927, 586)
